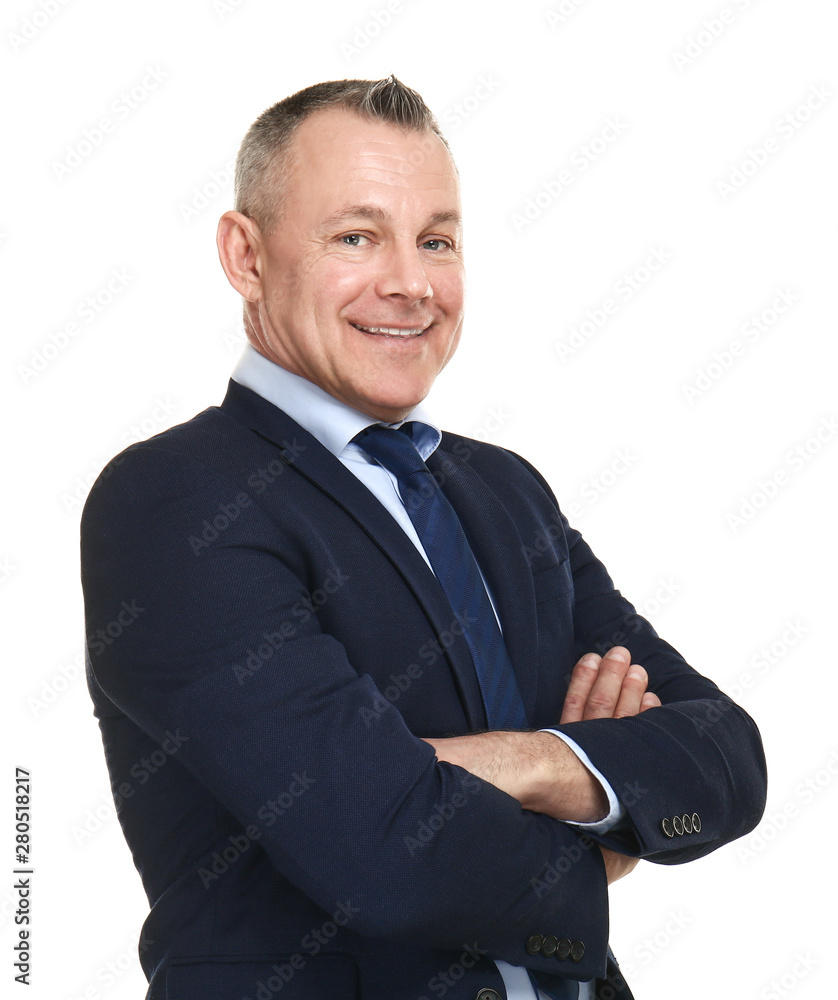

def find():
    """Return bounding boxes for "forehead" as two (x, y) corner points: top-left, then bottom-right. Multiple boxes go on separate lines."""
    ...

(281, 108), (460, 218)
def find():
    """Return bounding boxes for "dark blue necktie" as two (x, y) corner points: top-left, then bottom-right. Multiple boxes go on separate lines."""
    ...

(356, 423), (527, 730)
(357, 423), (579, 999)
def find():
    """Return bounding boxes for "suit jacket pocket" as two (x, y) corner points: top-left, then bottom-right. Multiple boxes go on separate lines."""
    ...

(165, 955), (358, 999)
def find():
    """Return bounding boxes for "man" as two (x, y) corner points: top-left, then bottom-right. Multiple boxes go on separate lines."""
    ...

(80, 77), (766, 1000)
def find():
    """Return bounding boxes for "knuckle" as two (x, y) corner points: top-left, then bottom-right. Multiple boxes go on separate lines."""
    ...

(587, 693), (615, 713)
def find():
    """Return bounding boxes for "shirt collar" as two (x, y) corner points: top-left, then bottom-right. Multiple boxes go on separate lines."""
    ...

(230, 343), (442, 462)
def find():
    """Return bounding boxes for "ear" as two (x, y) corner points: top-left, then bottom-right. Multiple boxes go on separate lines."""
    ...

(216, 211), (263, 301)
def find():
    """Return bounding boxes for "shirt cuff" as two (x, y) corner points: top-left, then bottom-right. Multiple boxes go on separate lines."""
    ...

(538, 729), (626, 834)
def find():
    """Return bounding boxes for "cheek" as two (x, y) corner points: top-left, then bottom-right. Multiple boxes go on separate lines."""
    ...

(312, 261), (372, 314)
(435, 268), (465, 312)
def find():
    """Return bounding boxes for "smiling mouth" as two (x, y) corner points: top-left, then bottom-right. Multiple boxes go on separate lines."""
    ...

(350, 323), (429, 339)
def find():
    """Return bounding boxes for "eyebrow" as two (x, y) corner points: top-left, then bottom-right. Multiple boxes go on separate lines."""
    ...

(320, 205), (462, 230)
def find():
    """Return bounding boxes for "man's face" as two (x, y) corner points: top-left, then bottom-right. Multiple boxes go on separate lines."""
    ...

(246, 108), (465, 423)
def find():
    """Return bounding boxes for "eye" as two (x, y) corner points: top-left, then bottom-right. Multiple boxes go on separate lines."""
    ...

(340, 233), (370, 247)
(421, 238), (452, 252)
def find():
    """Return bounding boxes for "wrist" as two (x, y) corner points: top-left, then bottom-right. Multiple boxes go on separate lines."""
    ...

(526, 732), (609, 823)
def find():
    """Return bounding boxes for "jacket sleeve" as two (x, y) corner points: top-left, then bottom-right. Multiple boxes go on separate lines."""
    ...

(510, 451), (768, 863)
(81, 441), (612, 982)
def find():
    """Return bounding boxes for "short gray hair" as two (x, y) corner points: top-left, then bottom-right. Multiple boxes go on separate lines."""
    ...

(234, 76), (451, 234)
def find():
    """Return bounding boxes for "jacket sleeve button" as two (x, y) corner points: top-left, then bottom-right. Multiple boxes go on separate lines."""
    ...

(692, 812), (701, 833)
(661, 817), (674, 837)
(525, 934), (543, 955)
(556, 938), (572, 961)
(541, 935), (559, 957)
(672, 814), (684, 836)
(682, 813), (693, 834)
(570, 941), (585, 963)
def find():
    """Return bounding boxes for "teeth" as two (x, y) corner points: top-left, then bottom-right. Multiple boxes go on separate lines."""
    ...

(354, 324), (426, 338)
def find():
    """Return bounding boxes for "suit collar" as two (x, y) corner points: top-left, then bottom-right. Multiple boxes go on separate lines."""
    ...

(230, 344), (441, 461)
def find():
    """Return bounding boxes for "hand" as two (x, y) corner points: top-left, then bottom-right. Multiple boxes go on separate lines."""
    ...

(559, 646), (661, 724)
(558, 646), (657, 885)
(423, 648), (660, 857)
(600, 846), (639, 884)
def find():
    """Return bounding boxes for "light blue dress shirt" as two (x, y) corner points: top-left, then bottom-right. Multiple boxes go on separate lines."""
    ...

(231, 344), (622, 1000)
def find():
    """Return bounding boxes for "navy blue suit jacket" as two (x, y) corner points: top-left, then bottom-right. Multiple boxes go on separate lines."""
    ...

(80, 379), (767, 999)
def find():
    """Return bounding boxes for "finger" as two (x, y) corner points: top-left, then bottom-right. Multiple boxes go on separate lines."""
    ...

(640, 691), (661, 712)
(559, 653), (602, 724)
(582, 646), (632, 720)
(609, 857), (639, 884)
(613, 664), (650, 719)
(599, 846), (640, 884)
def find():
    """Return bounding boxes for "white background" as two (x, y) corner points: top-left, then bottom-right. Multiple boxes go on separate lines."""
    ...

(3, 0), (836, 997)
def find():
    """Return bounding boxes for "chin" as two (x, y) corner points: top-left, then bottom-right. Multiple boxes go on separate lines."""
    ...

(357, 382), (431, 422)
(365, 402), (417, 424)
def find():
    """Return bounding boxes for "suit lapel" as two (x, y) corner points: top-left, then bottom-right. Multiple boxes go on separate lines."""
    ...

(219, 380), (488, 730)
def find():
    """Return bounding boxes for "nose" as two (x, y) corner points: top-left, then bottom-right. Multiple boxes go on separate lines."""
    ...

(375, 241), (433, 302)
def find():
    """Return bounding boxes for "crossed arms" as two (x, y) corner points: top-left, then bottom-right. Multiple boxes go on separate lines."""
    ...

(426, 645), (660, 884)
